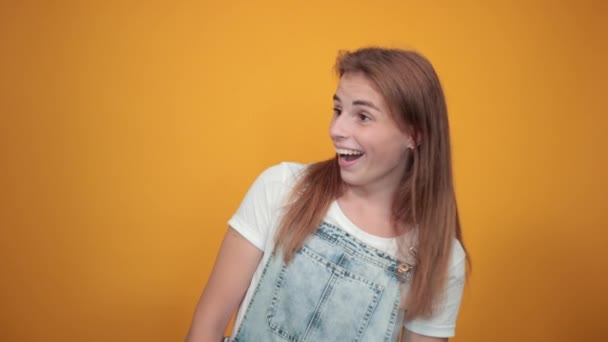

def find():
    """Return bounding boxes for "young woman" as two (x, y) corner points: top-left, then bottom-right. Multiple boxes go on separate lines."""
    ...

(186, 47), (469, 342)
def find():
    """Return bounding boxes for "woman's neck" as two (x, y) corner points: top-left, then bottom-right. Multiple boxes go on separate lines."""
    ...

(337, 185), (406, 238)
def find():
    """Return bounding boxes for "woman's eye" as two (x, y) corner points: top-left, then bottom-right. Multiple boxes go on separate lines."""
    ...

(358, 113), (371, 122)
(333, 108), (342, 116)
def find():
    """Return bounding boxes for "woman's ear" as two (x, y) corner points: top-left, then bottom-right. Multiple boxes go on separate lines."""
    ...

(407, 131), (421, 149)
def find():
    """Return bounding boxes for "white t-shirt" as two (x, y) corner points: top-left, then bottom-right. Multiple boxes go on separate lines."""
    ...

(228, 162), (466, 338)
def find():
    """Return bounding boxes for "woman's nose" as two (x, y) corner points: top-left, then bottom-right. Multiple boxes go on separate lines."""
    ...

(329, 114), (348, 141)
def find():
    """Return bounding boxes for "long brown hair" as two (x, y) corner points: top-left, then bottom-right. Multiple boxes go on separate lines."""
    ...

(274, 47), (469, 319)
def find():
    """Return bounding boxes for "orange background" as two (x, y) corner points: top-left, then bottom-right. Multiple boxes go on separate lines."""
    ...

(1, 1), (606, 341)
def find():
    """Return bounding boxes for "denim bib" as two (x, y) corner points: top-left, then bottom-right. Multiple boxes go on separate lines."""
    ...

(231, 222), (414, 342)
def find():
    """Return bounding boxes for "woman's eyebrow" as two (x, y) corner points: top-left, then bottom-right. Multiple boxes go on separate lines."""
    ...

(352, 100), (380, 111)
(333, 95), (380, 111)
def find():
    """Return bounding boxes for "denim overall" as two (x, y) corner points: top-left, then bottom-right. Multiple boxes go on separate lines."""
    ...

(230, 222), (414, 342)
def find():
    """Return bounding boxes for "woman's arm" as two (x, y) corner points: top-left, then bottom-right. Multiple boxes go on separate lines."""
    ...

(403, 329), (447, 342)
(185, 227), (263, 342)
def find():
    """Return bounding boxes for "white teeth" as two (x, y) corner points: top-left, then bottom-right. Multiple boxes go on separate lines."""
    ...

(335, 148), (363, 155)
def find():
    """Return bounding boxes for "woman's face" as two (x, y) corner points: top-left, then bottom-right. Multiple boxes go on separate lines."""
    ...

(330, 72), (414, 193)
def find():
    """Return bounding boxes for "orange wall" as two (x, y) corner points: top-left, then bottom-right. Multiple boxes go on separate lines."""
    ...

(1, 1), (606, 341)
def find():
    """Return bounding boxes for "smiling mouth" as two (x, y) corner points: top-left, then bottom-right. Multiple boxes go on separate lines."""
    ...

(340, 154), (363, 162)
(336, 148), (364, 162)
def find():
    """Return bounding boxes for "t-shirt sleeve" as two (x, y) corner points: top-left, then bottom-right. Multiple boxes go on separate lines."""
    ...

(404, 240), (466, 338)
(227, 163), (302, 251)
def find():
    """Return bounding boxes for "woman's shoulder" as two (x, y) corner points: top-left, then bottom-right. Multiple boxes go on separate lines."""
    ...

(257, 161), (308, 184)
(448, 238), (467, 277)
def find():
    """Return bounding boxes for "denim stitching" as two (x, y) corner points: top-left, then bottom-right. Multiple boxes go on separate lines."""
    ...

(233, 251), (276, 341)
(302, 270), (337, 340)
(236, 222), (407, 341)
(316, 223), (414, 282)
